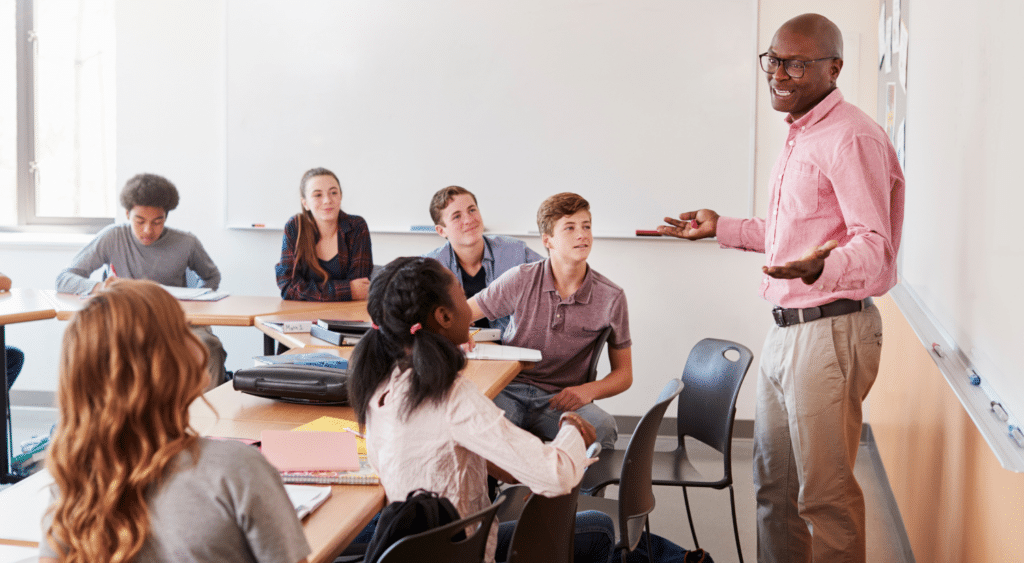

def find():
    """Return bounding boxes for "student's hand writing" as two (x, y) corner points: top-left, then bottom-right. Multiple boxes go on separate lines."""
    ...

(763, 240), (838, 285)
(549, 385), (595, 413)
(559, 412), (597, 448)
(350, 278), (370, 300)
(657, 209), (719, 240)
(91, 276), (118, 295)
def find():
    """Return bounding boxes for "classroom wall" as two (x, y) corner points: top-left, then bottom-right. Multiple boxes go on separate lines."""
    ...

(1, 0), (881, 424)
(872, 295), (1024, 562)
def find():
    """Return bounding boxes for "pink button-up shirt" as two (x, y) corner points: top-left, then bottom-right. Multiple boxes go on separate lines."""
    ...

(717, 89), (905, 309)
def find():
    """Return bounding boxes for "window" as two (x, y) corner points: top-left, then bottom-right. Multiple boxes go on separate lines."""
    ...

(3, 0), (116, 231)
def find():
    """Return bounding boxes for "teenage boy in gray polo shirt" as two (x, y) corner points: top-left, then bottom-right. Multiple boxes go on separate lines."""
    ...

(56, 173), (227, 386)
(423, 185), (543, 337)
(469, 192), (633, 449)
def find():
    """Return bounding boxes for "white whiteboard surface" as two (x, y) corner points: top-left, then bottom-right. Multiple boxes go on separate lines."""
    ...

(892, 0), (1024, 469)
(226, 0), (758, 236)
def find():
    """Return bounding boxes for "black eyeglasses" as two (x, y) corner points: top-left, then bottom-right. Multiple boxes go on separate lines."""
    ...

(758, 53), (836, 78)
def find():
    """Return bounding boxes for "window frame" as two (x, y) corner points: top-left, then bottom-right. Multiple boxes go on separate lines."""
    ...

(7, 0), (113, 233)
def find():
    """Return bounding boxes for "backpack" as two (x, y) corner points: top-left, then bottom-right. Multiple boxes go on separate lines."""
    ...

(364, 489), (464, 563)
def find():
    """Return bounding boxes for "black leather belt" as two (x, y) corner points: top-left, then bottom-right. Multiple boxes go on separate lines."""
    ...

(772, 297), (872, 328)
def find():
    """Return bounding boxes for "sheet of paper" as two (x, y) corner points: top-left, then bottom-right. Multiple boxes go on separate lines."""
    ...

(898, 22), (909, 92)
(465, 345), (542, 362)
(0, 469), (53, 543)
(892, 0), (901, 54)
(284, 484), (332, 519)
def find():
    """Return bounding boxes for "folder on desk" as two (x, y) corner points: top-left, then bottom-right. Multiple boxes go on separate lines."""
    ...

(260, 430), (360, 472)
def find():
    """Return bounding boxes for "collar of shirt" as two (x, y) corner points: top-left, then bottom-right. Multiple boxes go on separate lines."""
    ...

(540, 259), (593, 305)
(785, 88), (844, 130)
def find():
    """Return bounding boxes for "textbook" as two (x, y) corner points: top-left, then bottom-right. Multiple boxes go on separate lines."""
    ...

(315, 319), (373, 333)
(310, 324), (362, 346)
(260, 430), (360, 472)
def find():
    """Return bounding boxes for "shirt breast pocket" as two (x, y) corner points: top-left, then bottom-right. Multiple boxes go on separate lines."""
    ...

(780, 159), (821, 214)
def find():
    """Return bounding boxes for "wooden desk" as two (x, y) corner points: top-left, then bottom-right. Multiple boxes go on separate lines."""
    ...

(0, 289), (57, 484)
(255, 302), (371, 352)
(190, 349), (524, 563)
(47, 291), (335, 326)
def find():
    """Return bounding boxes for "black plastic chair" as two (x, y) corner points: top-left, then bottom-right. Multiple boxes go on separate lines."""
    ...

(377, 495), (505, 563)
(581, 338), (753, 563)
(576, 378), (684, 563)
(585, 326), (613, 383)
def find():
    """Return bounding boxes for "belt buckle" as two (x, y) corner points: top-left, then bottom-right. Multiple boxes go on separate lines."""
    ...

(772, 307), (789, 328)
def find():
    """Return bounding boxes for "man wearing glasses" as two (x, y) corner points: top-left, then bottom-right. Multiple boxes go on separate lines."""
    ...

(658, 14), (905, 563)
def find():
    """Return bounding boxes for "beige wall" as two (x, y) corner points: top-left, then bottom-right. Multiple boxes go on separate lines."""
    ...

(873, 295), (1024, 562)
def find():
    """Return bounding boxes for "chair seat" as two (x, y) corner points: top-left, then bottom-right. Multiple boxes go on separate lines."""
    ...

(581, 447), (730, 494)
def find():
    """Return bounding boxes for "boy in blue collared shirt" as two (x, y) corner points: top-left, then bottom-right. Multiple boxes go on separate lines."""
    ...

(423, 186), (543, 337)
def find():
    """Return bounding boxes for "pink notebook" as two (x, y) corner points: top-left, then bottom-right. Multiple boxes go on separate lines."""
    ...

(260, 430), (360, 472)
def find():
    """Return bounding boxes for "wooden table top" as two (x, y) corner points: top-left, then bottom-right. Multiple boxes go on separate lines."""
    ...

(0, 289), (57, 325)
(188, 348), (523, 563)
(47, 291), (340, 326)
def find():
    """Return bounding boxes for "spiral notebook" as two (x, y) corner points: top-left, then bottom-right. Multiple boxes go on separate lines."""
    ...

(280, 458), (380, 485)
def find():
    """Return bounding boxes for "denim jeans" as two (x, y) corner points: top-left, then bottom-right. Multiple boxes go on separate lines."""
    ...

(493, 382), (618, 450)
(496, 509), (615, 563)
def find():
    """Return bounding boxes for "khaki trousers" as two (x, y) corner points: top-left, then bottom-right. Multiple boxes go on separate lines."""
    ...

(753, 304), (882, 563)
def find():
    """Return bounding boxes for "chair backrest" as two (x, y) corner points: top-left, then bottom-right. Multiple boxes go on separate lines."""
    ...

(378, 495), (505, 563)
(676, 338), (753, 456)
(505, 477), (585, 563)
(617, 378), (683, 552)
(584, 326), (613, 383)
(493, 484), (532, 524)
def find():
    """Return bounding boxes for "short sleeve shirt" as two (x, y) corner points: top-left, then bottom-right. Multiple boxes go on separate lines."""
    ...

(474, 259), (630, 392)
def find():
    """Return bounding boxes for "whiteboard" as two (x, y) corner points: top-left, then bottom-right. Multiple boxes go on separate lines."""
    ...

(886, 0), (1024, 468)
(225, 0), (758, 236)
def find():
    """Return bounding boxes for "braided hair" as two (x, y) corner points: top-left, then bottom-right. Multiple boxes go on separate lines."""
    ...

(348, 257), (467, 426)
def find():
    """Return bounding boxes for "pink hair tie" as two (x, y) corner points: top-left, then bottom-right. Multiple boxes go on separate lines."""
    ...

(371, 323), (379, 330)
(409, 323), (422, 335)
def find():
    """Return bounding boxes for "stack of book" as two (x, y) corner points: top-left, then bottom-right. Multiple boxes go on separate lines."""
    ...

(310, 319), (373, 346)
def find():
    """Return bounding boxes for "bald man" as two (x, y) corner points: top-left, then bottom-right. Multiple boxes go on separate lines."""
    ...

(658, 14), (904, 563)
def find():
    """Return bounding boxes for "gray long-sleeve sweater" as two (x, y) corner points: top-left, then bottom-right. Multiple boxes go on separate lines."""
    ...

(56, 224), (221, 294)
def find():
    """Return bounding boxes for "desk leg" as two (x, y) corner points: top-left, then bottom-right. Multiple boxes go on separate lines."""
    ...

(1, 325), (20, 484)
(264, 333), (275, 356)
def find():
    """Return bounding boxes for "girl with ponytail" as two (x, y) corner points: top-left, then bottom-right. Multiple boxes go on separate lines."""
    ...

(348, 256), (614, 563)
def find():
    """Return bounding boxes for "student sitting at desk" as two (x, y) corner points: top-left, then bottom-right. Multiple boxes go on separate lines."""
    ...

(350, 256), (618, 563)
(40, 280), (310, 563)
(54, 173), (228, 385)
(469, 193), (633, 451)
(275, 167), (373, 301)
(423, 185), (543, 336)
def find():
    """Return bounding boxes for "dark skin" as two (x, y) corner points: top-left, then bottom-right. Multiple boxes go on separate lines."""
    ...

(657, 14), (844, 284)
(425, 274), (597, 484)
